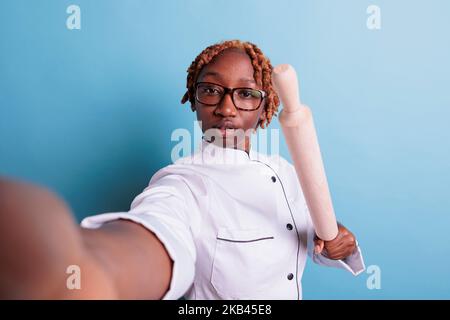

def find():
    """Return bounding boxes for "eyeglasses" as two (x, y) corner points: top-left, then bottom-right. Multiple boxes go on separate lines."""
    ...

(195, 82), (266, 111)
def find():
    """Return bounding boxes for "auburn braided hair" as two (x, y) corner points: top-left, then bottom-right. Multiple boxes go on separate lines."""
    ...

(181, 40), (280, 129)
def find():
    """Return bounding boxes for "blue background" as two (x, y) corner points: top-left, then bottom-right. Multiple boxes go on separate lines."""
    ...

(1, 0), (449, 299)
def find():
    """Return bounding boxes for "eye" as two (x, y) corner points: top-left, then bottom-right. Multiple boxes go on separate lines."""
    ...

(237, 89), (261, 99)
(200, 85), (222, 95)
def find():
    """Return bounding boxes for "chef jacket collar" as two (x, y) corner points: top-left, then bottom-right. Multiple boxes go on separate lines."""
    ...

(199, 136), (258, 164)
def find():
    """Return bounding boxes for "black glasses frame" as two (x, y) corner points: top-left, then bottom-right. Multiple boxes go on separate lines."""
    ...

(195, 82), (266, 111)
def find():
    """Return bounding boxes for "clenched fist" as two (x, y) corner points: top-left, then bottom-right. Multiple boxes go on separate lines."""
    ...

(314, 223), (357, 260)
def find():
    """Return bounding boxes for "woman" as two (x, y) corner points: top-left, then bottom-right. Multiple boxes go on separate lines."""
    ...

(0, 40), (364, 300)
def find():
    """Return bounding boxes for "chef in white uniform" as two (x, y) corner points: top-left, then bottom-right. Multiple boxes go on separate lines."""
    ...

(81, 136), (365, 300)
(82, 42), (365, 300)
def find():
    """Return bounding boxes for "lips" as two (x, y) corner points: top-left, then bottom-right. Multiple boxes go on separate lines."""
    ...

(212, 121), (237, 137)
(213, 121), (236, 130)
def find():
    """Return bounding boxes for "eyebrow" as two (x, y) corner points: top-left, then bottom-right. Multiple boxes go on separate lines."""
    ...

(201, 71), (256, 84)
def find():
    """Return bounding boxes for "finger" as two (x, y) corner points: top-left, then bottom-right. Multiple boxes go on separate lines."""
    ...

(327, 244), (355, 260)
(324, 233), (345, 248)
(325, 234), (355, 252)
(324, 242), (348, 259)
(326, 249), (346, 260)
(314, 238), (324, 254)
(325, 241), (347, 253)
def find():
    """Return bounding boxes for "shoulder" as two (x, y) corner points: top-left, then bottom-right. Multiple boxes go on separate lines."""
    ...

(148, 160), (208, 197)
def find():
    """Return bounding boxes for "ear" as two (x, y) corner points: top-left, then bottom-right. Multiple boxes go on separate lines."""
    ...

(258, 110), (267, 125)
(190, 94), (197, 112)
(182, 91), (195, 111)
(253, 111), (265, 133)
(191, 97), (197, 112)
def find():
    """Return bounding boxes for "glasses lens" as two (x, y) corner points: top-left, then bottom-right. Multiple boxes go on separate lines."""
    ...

(196, 83), (223, 105)
(234, 88), (262, 110)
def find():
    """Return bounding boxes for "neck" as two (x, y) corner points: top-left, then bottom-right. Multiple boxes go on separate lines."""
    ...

(202, 136), (251, 155)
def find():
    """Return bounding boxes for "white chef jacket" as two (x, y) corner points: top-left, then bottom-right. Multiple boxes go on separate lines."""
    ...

(81, 137), (365, 300)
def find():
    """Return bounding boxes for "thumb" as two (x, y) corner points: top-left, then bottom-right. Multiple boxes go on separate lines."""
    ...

(314, 238), (325, 254)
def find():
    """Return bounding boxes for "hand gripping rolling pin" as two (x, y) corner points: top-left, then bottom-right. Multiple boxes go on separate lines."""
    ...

(272, 64), (338, 241)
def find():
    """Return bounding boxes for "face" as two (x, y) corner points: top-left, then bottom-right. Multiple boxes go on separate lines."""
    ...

(192, 48), (266, 153)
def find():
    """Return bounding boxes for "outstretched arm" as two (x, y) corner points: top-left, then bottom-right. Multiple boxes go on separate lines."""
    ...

(0, 177), (172, 299)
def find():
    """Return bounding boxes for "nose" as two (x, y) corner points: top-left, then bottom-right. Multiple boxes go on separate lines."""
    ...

(214, 92), (237, 117)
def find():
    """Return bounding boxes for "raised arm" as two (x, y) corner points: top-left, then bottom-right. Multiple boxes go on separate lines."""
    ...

(0, 177), (172, 299)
